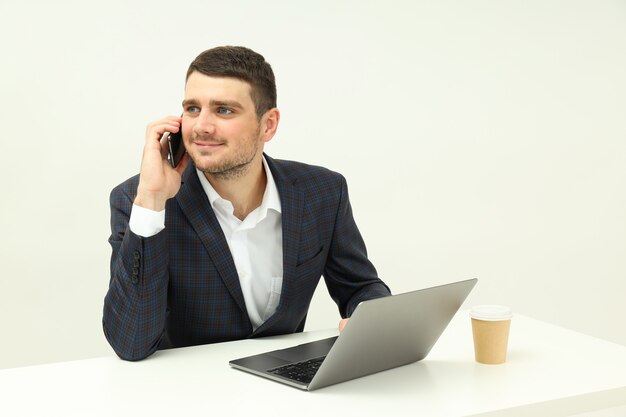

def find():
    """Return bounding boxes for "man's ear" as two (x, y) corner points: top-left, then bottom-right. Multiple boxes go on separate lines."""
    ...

(260, 108), (280, 143)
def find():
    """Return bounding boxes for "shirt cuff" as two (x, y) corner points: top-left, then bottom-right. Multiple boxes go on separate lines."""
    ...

(129, 204), (165, 237)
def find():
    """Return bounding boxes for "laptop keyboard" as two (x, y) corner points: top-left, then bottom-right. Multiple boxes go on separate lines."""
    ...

(267, 356), (326, 384)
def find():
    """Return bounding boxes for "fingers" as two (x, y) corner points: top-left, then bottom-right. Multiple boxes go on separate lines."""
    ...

(143, 115), (183, 162)
(145, 116), (182, 145)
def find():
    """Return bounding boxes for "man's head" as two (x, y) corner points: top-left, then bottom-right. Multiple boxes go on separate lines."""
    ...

(186, 46), (277, 120)
(182, 46), (280, 181)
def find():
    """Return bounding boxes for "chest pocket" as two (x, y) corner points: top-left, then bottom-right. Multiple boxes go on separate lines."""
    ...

(296, 245), (325, 270)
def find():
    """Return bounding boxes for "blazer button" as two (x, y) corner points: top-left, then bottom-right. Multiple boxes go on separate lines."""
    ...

(131, 276), (139, 285)
(132, 267), (139, 276)
(133, 251), (140, 260)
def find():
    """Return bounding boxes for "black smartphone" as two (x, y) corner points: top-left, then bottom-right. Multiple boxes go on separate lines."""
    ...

(167, 127), (185, 168)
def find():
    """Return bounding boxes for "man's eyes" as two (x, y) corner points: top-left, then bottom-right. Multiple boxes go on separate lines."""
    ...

(185, 106), (234, 115)
(216, 107), (233, 115)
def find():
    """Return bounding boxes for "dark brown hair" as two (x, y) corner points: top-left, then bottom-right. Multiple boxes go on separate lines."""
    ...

(186, 46), (277, 119)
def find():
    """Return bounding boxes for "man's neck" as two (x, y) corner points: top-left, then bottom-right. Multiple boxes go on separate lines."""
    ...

(205, 157), (267, 221)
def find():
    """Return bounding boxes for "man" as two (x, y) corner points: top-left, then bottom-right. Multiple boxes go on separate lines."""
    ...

(103, 46), (390, 361)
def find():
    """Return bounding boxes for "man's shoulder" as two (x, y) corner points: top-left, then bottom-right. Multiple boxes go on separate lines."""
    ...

(110, 173), (140, 201)
(267, 156), (345, 186)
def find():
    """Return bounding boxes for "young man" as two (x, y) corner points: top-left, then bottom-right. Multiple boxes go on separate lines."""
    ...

(104, 46), (390, 361)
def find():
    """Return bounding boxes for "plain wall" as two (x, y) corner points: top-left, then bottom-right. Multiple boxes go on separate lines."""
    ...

(1, 0), (625, 369)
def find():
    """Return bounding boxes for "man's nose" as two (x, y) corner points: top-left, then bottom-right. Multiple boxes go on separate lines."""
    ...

(192, 111), (217, 135)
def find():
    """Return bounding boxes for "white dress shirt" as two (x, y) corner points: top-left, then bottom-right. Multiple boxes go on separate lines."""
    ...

(128, 157), (283, 330)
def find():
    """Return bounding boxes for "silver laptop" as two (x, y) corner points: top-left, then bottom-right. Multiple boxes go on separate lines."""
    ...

(229, 278), (477, 391)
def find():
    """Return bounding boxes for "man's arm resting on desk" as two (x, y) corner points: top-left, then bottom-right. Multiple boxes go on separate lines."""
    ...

(322, 174), (391, 318)
(103, 182), (170, 361)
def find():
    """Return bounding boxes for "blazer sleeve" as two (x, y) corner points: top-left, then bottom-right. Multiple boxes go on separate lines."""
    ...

(322, 175), (391, 318)
(102, 179), (169, 361)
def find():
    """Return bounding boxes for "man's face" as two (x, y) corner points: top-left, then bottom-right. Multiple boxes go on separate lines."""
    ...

(182, 72), (267, 179)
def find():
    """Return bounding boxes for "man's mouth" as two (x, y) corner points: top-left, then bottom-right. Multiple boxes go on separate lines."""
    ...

(193, 141), (224, 149)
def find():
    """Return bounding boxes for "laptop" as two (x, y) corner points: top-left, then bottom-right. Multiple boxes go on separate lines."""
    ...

(229, 278), (477, 391)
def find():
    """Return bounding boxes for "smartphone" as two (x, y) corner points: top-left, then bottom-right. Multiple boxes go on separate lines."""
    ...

(167, 126), (185, 168)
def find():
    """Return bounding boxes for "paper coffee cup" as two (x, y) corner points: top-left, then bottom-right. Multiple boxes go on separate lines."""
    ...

(470, 305), (513, 364)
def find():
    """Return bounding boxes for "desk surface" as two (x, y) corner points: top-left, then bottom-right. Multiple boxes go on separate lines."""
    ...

(1, 313), (626, 417)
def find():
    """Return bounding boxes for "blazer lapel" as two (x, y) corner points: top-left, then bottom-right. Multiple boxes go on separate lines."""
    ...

(252, 154), (303, 336)
(176, 163), (248, 317)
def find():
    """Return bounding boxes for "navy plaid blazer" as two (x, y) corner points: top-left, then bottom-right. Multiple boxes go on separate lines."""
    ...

(103, 154), (390, 361)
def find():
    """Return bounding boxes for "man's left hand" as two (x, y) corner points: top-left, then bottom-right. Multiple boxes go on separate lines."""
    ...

(338, 318), (349, 332)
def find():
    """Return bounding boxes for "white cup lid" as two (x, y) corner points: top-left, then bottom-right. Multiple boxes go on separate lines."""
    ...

(470, 305), (513, 321)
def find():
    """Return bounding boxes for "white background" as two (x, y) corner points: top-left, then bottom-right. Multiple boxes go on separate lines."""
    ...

(0, 0), (624, 369)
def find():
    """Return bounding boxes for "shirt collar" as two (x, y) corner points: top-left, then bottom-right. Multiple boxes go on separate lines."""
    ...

(260, 156), (282, 215)
(196, 156), (282, 218)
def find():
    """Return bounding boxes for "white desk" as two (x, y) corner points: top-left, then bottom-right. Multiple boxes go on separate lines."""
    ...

(1, 313), (626, 417)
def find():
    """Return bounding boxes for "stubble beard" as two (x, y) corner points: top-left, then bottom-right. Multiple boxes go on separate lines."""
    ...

(192, 129), (262, 181)
(203, 154), (256, 181)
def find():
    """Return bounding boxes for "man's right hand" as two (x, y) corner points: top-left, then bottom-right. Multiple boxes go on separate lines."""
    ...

(134, 116), (191, 211)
